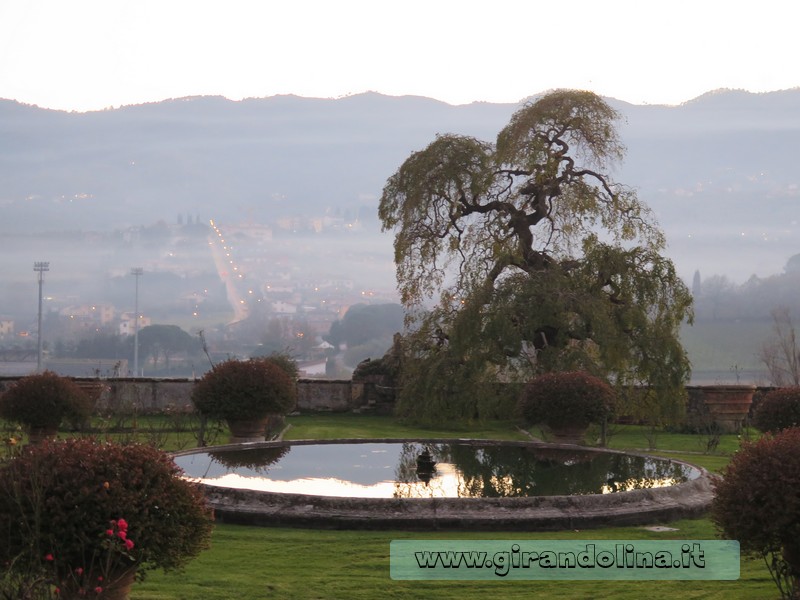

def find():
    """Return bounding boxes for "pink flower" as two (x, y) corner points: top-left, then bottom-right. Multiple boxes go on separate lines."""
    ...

(117, 530), (127, 540)
(75, 567), (84, 575)
(116, 518), (128, 531)
(106, 529), (114, 536)
(124, 538), (135, 551)
(97, 576), (103, 582)
(44, 553), (54, 561)
(94, 586), (103, 594)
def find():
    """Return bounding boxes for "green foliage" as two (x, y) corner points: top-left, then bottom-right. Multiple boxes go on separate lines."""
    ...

(517, 371), (614, 429)
(0, 438), (213, 593)
(137, 324), (201, 372)
(343, 338), (394, 368)
(379, 90), (692, 423)
(262, 351), (300, 380)
(0, 371), (92, 429)
(753, 387), (800, 433)
(191, 357), (297, 421)
(325, 303), (404, 348)
(73, 332), (131, 361)
(712, 428), (800, 598)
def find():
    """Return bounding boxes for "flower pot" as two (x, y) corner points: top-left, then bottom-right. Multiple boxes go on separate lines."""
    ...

(701, 385), (756, 433)
(546, 424), (589, 445)
(226, 417), (269, 442)
(98, 568), (137, 600)
(60, 568), (137, 600)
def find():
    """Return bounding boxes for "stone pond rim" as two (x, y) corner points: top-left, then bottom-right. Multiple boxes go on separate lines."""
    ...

(172, 438), (715, 531)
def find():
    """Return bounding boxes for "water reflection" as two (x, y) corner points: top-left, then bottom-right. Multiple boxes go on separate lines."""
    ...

(174, 442), (698, 499)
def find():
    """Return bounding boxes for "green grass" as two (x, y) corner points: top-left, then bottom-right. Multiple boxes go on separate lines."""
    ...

(283, 413), (530, 442)
(133, 522), (775, 600)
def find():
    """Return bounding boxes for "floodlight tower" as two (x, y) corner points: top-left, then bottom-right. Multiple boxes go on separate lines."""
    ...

(33, 261), (49, 372)
(131, 267), (143, 377)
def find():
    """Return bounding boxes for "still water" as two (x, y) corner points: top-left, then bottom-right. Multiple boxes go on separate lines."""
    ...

(173, 442), (699, 499)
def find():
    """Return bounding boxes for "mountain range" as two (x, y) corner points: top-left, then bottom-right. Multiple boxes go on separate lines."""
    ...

(1, 88), (799, 284)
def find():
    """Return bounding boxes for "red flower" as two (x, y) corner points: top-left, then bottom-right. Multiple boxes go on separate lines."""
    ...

(94, 586), (103, 594)
(97, 576), (103, 582)
(124, 538), (135, 551)
(116, 518), (128, 531)
(106, 529), (114, 536)
(117, 530), (127, 540)
(75, 567), (84, 575)
(44, 553), (54, 561)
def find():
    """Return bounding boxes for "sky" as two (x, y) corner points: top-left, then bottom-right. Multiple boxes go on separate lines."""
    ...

(1, 0), (798, 112)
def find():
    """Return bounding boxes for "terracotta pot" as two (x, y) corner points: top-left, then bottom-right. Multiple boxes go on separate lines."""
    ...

(61, 568), (136, 600)
(701, 385), (756, 433)
(226, 417), (269, 442)
(98, 568), (137, 600)
(547, 424), (589, 445)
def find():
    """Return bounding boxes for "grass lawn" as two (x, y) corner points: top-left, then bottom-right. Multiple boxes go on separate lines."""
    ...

(134, 522), (774, 600)
(282, 413), (531, 442)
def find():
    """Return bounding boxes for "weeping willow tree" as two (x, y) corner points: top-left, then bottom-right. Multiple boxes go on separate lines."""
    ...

(378, 90), (693, 425)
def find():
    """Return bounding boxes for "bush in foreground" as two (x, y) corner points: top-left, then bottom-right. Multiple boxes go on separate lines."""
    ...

(712, 428), (800, 599)
(0, 438), (214, 598)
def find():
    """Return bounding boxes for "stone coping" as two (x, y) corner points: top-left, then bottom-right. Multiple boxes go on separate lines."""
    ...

(173, 439), (715, 531)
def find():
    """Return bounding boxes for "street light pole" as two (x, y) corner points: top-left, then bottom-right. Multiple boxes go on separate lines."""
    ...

(131, 267), (143, 377)
(33, 261), (49, 372)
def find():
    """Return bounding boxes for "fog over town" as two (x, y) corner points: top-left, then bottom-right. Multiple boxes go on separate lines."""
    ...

(1, 90), (799, 381)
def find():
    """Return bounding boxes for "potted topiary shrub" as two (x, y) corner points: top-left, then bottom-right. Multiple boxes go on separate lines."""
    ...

(0, 371), (92, 444)
(712, 428), (800, 599)
(0, 438), (214, 599)
(753, 387), (800, 433)
(192, 356), (297, 442)
(517, 371), (615, 444)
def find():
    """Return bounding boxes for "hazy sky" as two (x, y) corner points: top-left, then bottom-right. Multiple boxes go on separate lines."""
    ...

(1, 0), (798, 112)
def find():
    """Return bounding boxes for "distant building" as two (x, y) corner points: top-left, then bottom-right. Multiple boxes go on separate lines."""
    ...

(0, 318), (14, 338)
(60, 304), (115, 325)
(271, 301), (297, 315)
(297, 358), (327, 377)
(119, 312), (152, 336)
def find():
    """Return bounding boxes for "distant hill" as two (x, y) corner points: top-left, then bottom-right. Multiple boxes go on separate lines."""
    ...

(1, 89), (799, 281)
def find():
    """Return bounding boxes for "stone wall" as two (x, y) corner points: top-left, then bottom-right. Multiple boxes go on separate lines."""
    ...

(0, 376), (373, 414)
(0, 376), (773, 420)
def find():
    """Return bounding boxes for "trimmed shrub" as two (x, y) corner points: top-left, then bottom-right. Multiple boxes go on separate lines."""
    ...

(753, 387), (800, 433)
(712, 428), (800, 599)
(0, 438), (214, 596)
(191, 357), (296, 421)
(0, 371), (91, 429)
(517, 371), (615, 429)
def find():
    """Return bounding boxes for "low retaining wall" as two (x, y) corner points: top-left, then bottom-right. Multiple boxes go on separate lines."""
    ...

(0, 377), (774, 419)
(0, 376), (370, 414)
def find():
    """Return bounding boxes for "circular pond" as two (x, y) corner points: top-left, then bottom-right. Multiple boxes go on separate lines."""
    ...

(173, 439), (714, 530)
